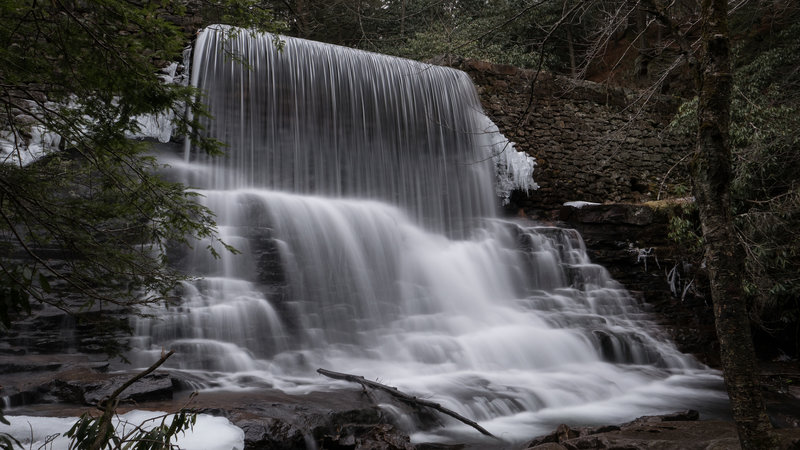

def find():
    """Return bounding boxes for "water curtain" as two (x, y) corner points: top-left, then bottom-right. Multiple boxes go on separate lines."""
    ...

(134, 26), (725, 442)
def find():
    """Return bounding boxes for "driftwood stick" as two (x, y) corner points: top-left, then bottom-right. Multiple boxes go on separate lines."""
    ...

(317, 368), (498, 439)
(90, 351), (176, 450)
(100, 350), (176, 410)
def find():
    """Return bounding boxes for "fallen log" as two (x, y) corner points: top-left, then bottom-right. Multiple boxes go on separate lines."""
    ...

(317, 368), (498, 439)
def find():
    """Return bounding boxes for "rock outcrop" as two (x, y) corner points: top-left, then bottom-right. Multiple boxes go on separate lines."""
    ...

(455, 59), (692, 213)
(2, 358), (416, 450)
(556, 202), (718, 366)
(525, 410), (800, 450)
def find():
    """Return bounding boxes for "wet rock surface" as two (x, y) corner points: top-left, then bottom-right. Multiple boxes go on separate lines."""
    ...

(188, 390), (416, 450)
(0, 355), (171, 408)
(3, 352), (800, 449)
(525, 410), (800, 450)
(761, 362), (800, 430)
(556, 202), (718, 366)
(2, 361), (420, 449)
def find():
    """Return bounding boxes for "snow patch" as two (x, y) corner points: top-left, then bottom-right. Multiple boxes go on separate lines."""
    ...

(483, 119), (538, 203)
(563, 201), (601, 208)
(129, 111), (175, 143)
(0, 125), (61, 166)
(127, 59), (190, 143)
(0, 411), (244, 450)
(2, 54), (190, 165)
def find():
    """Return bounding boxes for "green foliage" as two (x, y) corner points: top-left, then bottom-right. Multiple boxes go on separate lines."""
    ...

(668, 211), (704, 254)
(0, 407), (21, 450)
(0, 353), (196, 449)
(669, 97), (699, 136)
(386, 17), (550, 68)
(0, 433), (21, 450)
(669, 10), (800, 354)
(0, 267), (31, 330)
(61, 352), (194, 449)
(66, 410), (196, 450)
(728, 16), (800, 353)
(265, 0), (597, 72)
(0, 1), (282, 347)
(672, 183), (690, 197)
(199, 0), (287, 34)
(664, 194), (705, 291)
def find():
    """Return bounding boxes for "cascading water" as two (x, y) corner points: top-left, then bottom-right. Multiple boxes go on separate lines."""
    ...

(133, 25), (727, 443)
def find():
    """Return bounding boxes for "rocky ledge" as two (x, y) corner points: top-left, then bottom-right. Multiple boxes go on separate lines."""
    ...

(525, 410), (800, 450)
(4, 352), (800, 449)
(1, 354), (418, 449)
(554, 202), (717, 365)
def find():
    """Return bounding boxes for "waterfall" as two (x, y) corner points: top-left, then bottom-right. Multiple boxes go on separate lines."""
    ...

(134, 25), (726, 443)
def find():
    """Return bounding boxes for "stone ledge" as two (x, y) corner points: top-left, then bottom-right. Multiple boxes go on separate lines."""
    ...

(526, 410), (800, 450)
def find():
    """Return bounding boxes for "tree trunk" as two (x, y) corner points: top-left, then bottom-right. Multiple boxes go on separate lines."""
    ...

(693, 0), (777, 448)
(400, 0), (406, 37)
(295, 0), (309, 38)
(567, 26), (576, 78)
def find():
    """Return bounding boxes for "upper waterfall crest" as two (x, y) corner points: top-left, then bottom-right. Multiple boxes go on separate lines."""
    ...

(186, 25), (535, 234)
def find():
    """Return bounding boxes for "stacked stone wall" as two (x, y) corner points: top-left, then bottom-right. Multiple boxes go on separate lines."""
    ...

(456, 60), (692, 214)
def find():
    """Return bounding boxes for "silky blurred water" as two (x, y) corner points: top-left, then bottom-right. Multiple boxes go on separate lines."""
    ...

(132, 26), (728, 444)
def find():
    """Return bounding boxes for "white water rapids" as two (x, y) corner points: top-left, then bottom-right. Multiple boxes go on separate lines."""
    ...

(132, 26), (727, 444)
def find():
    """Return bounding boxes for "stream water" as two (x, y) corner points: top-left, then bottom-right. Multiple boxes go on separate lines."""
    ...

(132, 25), (727, 443)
